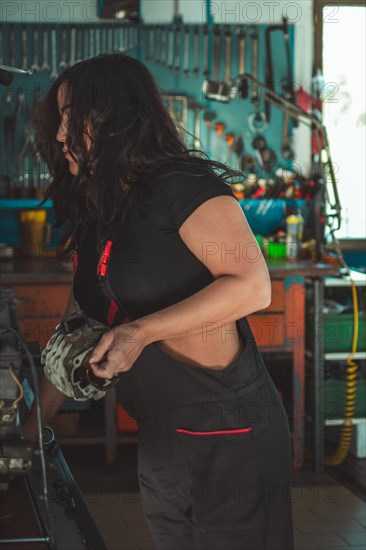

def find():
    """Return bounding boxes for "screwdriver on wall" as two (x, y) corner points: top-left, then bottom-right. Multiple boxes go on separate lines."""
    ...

(203, 111), (216, 157)
(224, 132), (235, 167)
(213, 121), (226, 162)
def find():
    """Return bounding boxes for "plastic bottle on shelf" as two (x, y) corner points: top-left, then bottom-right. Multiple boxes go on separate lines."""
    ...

(286, 210), (304, 262)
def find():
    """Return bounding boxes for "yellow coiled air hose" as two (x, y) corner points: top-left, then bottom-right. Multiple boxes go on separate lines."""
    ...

(324, 265), (359, 466)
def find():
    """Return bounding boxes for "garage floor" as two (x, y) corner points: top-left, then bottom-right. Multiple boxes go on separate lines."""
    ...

(63, 444), (366, 550)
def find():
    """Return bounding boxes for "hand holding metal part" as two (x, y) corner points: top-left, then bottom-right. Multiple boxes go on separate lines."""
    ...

(42, 309), (119, 402)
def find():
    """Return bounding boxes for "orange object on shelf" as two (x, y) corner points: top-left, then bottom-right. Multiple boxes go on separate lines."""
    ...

(116, 404), (138, 433)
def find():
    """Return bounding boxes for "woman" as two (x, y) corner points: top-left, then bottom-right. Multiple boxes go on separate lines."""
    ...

(30, 53), (294, 550)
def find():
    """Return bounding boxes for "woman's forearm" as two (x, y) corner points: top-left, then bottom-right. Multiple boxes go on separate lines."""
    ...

(137, 273), (271, 346)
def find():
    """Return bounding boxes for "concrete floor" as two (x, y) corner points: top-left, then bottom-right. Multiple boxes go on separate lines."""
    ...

(63, 444), (366, 550)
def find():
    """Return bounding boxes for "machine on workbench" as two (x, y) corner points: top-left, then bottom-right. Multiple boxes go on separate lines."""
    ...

(0, 288), (107, 550)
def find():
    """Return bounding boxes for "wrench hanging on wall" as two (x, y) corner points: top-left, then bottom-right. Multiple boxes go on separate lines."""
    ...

(41, 27), (50, 73)
(174, 23), (183, 72)
(50, 29), (59, 80)
(192, 26), (200, 76)
(59, 28), (68, 71)
(250, 27), (259, 104)
(202, 25), (209, 78)
(237, 26), (246, 76)
(155, 26), (162, 62)
(30, 26), (40, 73)
(202, 25), (232, 102)
(265, 17), (295, 123)
(21, 27), (28, 71)
(224, 26), (232, 83)
(182, 26), (190, 76)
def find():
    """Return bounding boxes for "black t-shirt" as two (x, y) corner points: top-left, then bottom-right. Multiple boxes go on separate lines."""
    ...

(73, 160), (237, 325)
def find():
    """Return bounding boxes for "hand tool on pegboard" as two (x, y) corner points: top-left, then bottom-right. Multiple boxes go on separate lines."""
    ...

(126, 25), (134, 50)
(167, 25), (174, 70)
(113, 25), (119, 53)
(50, 29), (59, 80)
(101, 26), (107, 53)
(252, 134), (277, 174)
(155, 26), (162, 62)
(75, 26), (83, 63)
(94, 27), (101, 55)
(213, 121), (226, 161)
(224, 26), (232, 83)
(187, 99), (202, 150)
(232, 136), (244, 172)
(68, 27), (76, 66)
(9, 25), (16, 67)
(84, 26), (91, 58)
(281, 110), (295, 161)
(192, 26), (200, 76)
(117, 25), (123, 53)
(250, 26), (259, 104)
(41, 27), (51, 73)
(148, 25), (155, 60)
(59, 28), (68, 71)
(90, 27), (96, 57)
(174, 22), (183, 72)
(248, 110), (268, 135)
(232, 135), (255, 173)
(212, 25), (221, 81)
(21, 26), (28, 72)
(202, 25), (209, 78)
(281, 17), (295, 105)
(236, 26), (246, 76)
(203, 110), (216, 156)
(224, 132), (235, 167)
(159, 25), (167, 64)
(107, 26), (113, 52)
(160, 26), (167, 64)
(30, 26), (40, 73)
(265, 17), (295, 124)
(171, 0), (184, 64)
(182, 25), (190, 76)
(142, 25), (149, 60)
(202, 25), (232, 103)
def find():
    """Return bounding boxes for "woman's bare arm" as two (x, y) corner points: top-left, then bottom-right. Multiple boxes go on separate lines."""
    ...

(89, 196), (272, 376)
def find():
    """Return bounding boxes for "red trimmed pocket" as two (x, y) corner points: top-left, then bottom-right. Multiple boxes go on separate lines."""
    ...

(176, 427), (252, 436)
(176, 424), (266, 532)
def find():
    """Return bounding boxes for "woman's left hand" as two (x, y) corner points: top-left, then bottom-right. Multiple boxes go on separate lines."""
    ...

(88, 322), (146, 379)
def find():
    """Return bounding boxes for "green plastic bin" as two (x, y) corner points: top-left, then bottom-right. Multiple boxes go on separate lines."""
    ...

(324, 312), (366, 353)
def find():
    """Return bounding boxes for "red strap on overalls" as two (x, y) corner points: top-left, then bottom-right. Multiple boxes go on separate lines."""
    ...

(97, 240), (129, 327)
(73, 250), (79, 272)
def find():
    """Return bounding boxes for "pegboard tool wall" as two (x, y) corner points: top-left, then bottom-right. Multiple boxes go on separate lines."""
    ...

(0, 23), (295, 172)
(0, 21), (295, 244)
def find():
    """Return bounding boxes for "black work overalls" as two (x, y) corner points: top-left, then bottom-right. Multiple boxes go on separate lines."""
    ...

(78, 239), (294, 550)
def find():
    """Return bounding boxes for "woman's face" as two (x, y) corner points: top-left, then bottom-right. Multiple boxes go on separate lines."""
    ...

(56, 83), (92, 175)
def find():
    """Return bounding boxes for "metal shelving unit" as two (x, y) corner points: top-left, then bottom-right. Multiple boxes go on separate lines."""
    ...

(307, 270), (366, 472)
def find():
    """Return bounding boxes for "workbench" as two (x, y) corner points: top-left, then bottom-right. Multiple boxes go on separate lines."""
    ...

(246, 259), (340, 469)
(0, 257), (340, 469)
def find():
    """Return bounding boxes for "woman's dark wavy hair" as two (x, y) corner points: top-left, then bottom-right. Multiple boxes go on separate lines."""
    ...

(34, 52), (243, 254)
